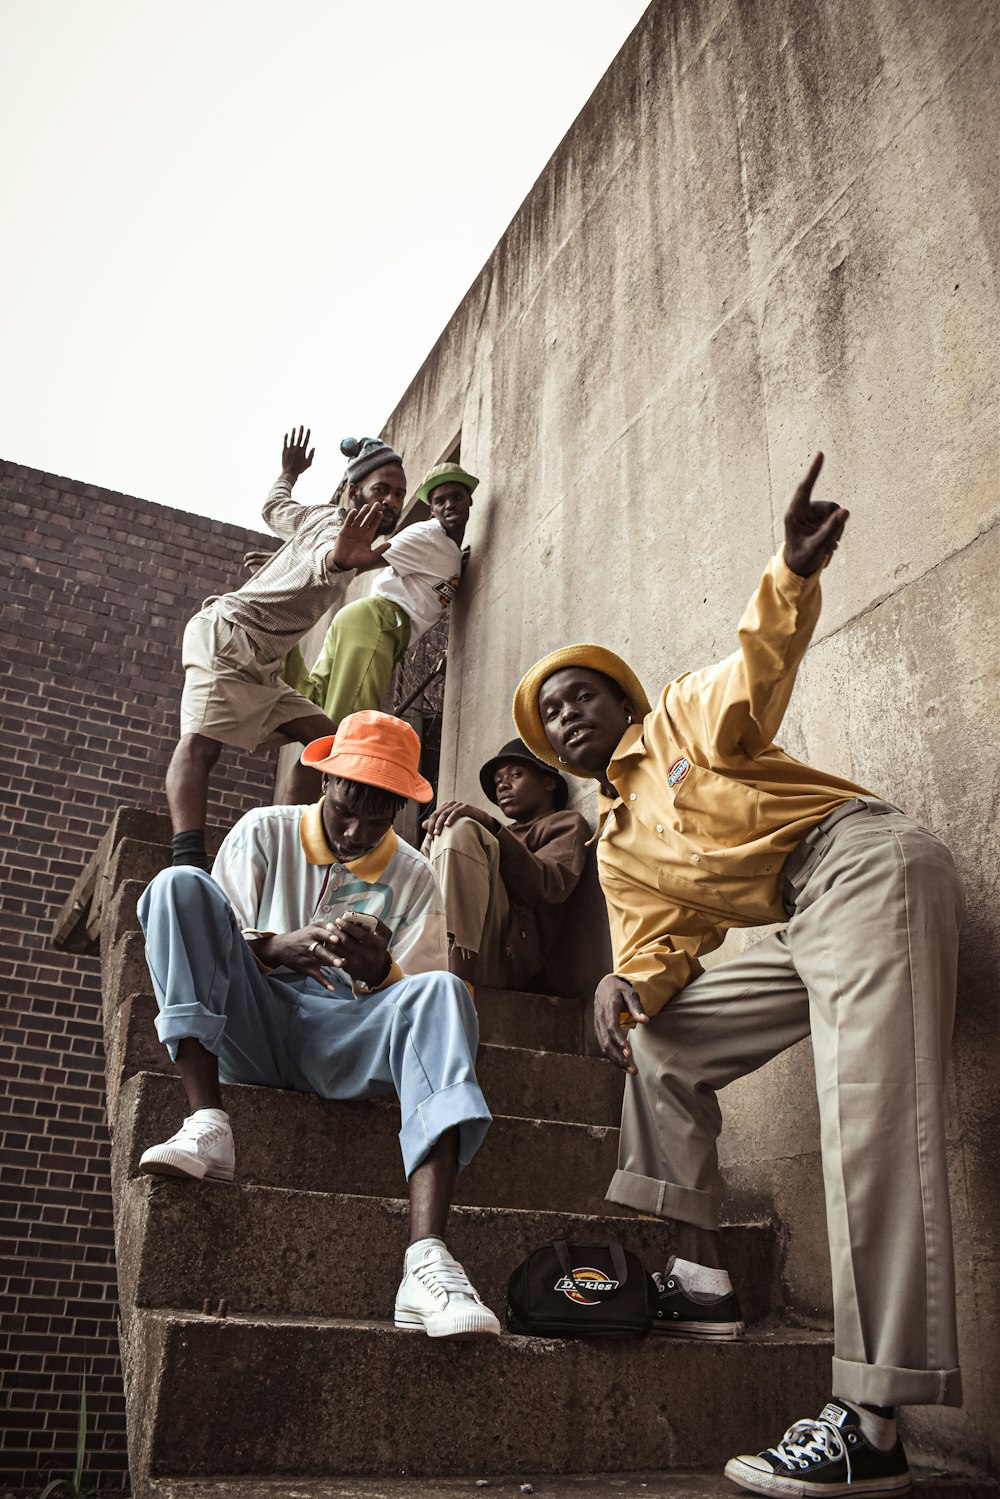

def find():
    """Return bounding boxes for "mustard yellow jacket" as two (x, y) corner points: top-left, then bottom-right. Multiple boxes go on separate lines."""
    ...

(595, 549), (871, 1015)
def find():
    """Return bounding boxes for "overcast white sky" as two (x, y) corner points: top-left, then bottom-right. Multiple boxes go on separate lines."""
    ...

(0, 0), (648, 525)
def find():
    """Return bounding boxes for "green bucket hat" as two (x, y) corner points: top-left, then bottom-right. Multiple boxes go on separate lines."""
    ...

(416, 462), (479, 504)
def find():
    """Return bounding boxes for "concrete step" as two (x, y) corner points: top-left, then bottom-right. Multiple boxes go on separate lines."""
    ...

(116, 1072), (624, 1217)
(140, 1477), (998, 1499)
(104, 927), (590, 1057)
(141, 1477), (748, 1499)
(131, 1309), (832, 1479)
(108, 992), (623, 1127)
(116, 1177), (781, 1325)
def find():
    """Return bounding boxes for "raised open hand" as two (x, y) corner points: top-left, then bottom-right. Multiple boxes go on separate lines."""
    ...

(330, 501), (392, 573)
(282, 425), (315, 481)
(783, 452), (850, 577)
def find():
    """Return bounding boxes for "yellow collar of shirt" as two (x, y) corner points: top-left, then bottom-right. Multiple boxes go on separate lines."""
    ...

(586, 723), (645, 844)
(299, 801), (398, 882)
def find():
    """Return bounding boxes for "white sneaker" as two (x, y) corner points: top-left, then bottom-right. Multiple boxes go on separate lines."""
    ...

(394, 1240), (501, 1339)
(139, 1109), (235, 1182)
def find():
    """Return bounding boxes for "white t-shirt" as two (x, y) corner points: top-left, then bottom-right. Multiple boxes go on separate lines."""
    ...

(370, 518), (462, 644)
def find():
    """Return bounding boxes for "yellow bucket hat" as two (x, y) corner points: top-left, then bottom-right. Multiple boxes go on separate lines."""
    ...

(512, 645), (652, 777)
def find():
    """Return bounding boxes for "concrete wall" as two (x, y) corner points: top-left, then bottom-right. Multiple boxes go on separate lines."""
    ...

(379, 0), (999, 1475)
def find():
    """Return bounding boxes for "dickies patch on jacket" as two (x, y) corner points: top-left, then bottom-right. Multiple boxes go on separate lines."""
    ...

(668, 757), (691, 788)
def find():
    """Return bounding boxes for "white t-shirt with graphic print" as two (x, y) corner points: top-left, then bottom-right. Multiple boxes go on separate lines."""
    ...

(369, 518), (462, 644)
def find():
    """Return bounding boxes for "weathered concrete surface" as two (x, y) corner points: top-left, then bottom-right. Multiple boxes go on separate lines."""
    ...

(377, 0), (999, 1474)
(143, 1477), (754, 1499)
(114, 1072), (625, 1217)
(142, 1477), (999, 1499)
(107, 972), (592, 1059)
(115, 1177), (780, 1325)
(133, 1311), (830, 1480)
(113, 996), (622, 1126)
(113, 983), (620, 1127)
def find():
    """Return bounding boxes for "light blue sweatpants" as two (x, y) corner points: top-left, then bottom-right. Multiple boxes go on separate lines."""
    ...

(137, 866), (492, 1176)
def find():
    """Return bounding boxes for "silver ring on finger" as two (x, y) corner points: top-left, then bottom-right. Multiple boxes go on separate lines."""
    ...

(308, 940), (320, 954)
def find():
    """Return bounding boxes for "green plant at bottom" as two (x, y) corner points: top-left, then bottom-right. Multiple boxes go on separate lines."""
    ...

(39, 1379), (87, 1497)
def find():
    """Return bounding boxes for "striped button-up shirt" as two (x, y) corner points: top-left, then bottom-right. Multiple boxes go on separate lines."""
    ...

(203, 480), (351, 660)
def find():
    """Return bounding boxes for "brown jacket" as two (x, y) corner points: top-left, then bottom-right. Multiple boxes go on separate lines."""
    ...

(496, 809), (590, 984)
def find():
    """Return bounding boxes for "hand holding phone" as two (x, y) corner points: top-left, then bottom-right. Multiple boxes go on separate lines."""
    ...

(341, 911), (378, 933)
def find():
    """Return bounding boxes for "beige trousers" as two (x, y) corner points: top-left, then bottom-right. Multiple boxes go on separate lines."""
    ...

(609, 802), (963, 1408)
(423, 819), (514, 987)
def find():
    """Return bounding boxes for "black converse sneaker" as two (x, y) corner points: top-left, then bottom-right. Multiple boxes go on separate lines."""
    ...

(725, 1400), (911, 1495)
(651, 1257), (744, 1339)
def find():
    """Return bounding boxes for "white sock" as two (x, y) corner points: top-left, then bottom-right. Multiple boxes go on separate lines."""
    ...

(405, 1236), (446, 1272)
(190, 1108), (229, 1124)
(669, 1256), (733, 1296)
(850, 1403), (897, 1452)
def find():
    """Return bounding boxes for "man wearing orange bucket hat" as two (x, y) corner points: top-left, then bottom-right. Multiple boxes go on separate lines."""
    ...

(137, 710), (500, 1339)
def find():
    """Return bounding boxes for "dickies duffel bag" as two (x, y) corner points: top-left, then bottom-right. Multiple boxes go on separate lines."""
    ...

(505, 1238), (654, 1338)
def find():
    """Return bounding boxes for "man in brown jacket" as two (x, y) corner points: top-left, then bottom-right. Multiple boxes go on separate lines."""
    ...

(421, 738), (589, 989)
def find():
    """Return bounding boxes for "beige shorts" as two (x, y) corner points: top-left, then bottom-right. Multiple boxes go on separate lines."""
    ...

(179, 609), (328, 752)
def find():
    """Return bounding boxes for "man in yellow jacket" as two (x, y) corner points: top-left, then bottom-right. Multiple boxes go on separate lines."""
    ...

(513, 454), (962, 1497)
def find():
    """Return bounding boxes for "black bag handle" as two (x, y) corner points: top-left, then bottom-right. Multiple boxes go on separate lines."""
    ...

(552, 1238), (629, 1294)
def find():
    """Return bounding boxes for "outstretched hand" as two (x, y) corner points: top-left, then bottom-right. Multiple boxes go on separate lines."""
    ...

(330, 501), (392, 573)
(282, 425), (315, 482)
(782, 453), (849, 577)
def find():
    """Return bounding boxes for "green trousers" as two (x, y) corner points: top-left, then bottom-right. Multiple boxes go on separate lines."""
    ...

(283, 595), (411, 726)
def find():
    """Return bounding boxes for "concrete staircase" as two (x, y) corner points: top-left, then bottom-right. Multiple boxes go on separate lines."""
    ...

(61, 808), (839, 1498)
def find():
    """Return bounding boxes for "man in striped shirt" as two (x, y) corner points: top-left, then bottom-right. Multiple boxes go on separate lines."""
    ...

(166, 427), (404, 870)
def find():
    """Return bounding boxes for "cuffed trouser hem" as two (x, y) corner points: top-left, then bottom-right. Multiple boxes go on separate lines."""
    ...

(154, 1002), (228, 1063)
(399, 1079), (492, 1178)
(832, 1356), (962, 1409)
(606, 1167), (720, 1230)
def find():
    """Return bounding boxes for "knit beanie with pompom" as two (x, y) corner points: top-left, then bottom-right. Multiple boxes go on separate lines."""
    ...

(340, 436), (404, 486)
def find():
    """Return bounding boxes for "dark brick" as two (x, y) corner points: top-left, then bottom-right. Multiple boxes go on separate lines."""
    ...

(1, 463), (282, 1488)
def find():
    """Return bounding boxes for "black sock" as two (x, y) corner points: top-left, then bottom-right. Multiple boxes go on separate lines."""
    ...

(171, 830), (209, 869)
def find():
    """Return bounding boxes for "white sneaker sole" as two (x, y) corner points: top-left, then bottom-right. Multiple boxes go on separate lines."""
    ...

(724, 1458), (911, 1496)
(394, 1307), (501, 1339)
(654, 1319), (745, 1340)
(139, 1146), (234, 1182)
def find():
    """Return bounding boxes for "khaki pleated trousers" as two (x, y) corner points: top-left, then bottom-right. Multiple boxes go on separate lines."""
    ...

(422, 819), (515, 988)
(609, 803), (963, 1408)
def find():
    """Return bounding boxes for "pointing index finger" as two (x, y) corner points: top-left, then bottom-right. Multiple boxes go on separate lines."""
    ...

(790, 451), (825, 514)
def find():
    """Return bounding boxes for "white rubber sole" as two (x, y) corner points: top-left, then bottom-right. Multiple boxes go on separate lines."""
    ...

(394, 1308), (501, 1339)
(654, 1319), (745, 1340)
(139, 1146), (234, 1182)
(724, 1458), (911, 1496)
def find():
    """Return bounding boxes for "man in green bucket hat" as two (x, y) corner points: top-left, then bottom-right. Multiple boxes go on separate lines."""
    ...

(284, 457), (480, 730)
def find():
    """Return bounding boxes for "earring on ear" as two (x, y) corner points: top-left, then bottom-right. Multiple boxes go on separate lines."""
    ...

(625, 710), (633, 726)
(558, 756), (568, 765)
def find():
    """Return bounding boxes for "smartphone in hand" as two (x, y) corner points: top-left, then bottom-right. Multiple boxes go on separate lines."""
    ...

(341, 912), (379, 933)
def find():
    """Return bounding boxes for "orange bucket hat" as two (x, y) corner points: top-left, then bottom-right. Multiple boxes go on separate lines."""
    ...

(301, 711), (434, 803)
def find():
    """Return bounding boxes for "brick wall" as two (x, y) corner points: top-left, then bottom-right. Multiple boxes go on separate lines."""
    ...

(0, 459), (280, 1490)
